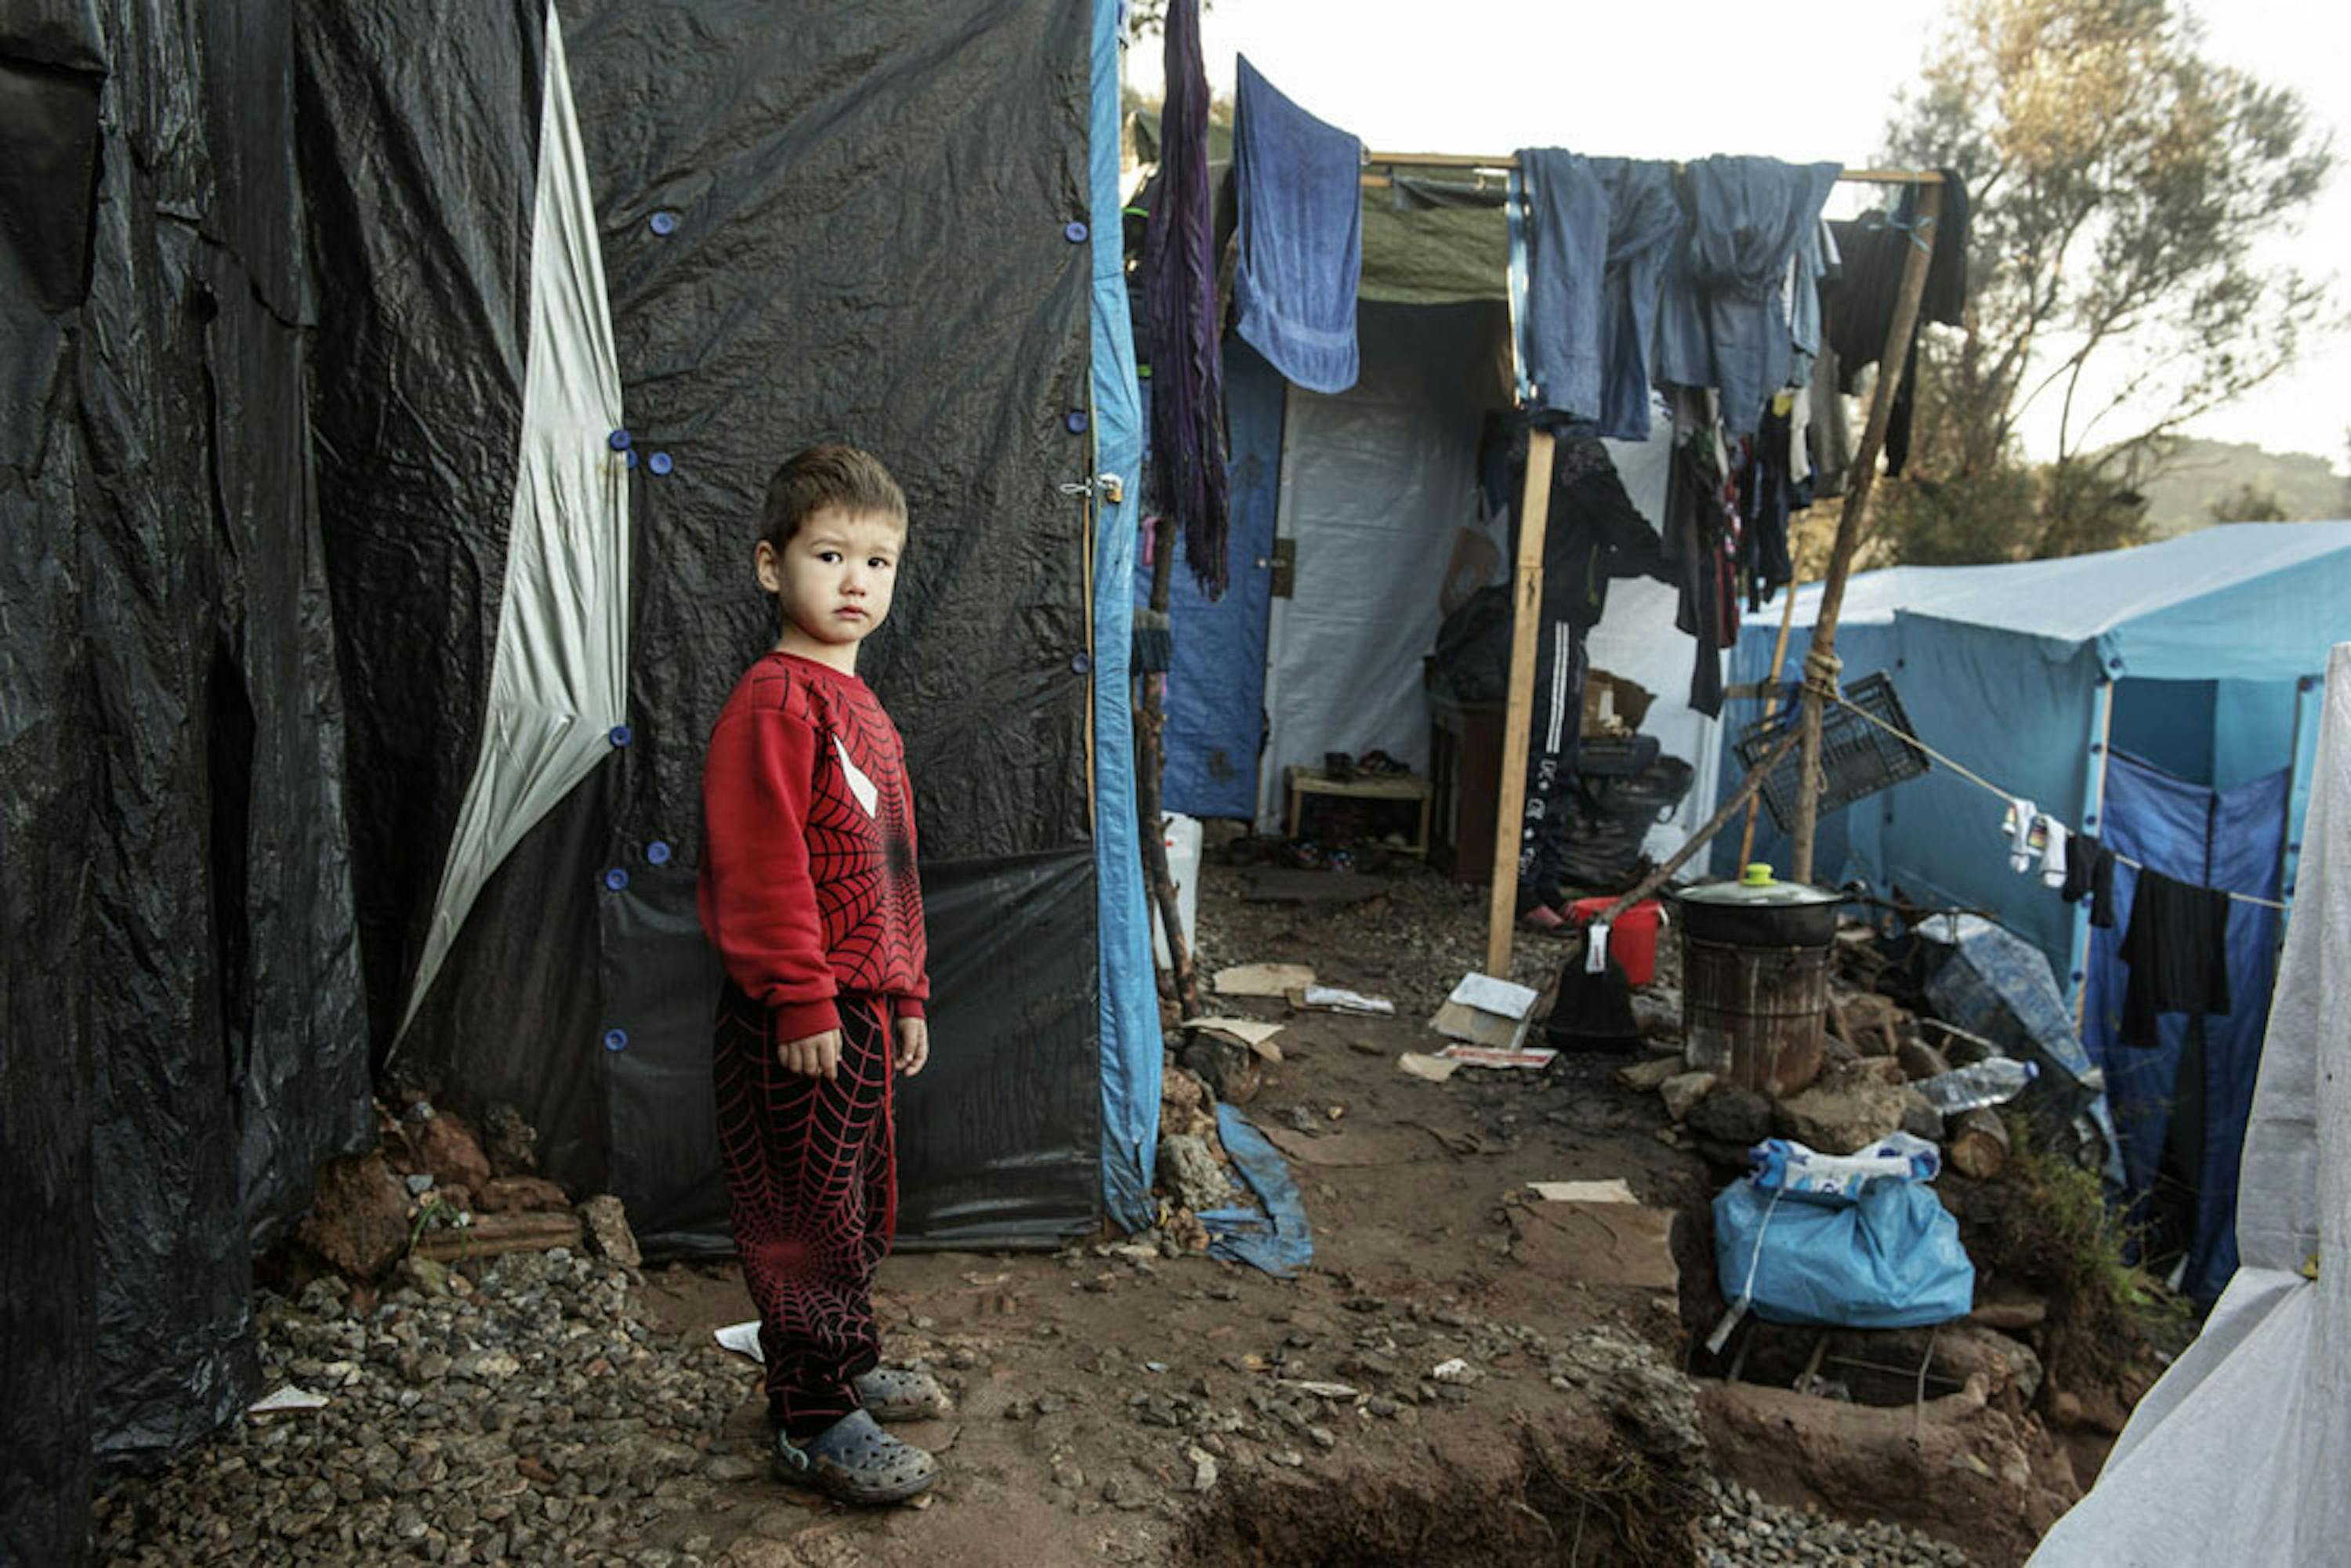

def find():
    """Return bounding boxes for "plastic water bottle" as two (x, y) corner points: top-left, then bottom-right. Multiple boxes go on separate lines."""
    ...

(1917, 1057), (2038, 1116)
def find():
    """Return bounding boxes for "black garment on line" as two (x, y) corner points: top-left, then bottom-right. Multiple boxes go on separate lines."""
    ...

(2118, 869), (2232, 1049)
(2063, 831), (2117, 929)
(1821, 168), (1971, 477)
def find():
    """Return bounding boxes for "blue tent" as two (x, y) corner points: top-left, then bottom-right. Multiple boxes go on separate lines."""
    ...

(1719, 523), (2351, 1298)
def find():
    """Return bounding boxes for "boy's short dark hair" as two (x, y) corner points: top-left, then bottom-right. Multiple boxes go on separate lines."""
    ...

(759, 444), (907, 552)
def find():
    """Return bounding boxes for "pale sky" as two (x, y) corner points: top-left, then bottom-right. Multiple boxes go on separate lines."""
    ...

(1130, 0), (2350, 470)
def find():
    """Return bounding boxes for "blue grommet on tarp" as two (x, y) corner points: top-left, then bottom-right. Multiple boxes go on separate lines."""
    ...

(1070, 652), (1093, 675)
(647, 840), (672, 866)
(1063, 409), (1089, 434)
(1063, 219), (1089, 243)
(603, 1029), (629, 1053)
(608, 429), (632, 451)
(602, 867), (629, 892)
(608, 723), (633, 748)
(649, 451), (674, 476)
(650, 210), (679, 236)
(625, 450), (639, 469)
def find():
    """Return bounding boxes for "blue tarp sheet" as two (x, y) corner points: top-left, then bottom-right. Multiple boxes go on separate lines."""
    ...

(1089, 0), (1161, 1229)
(1137, 343), (1282, 820)
(2085, 753), (2288, 1302)
(1201, 1104), (1314, 1278)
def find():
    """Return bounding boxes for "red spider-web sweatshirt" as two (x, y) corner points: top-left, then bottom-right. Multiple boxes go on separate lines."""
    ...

(699, 651), (930, 1041)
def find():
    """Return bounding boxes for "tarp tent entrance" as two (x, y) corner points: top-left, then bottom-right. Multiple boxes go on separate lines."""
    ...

(2027, 640), (2351, 1566)
(1140, 140), (1947, 975)
(1720, 523), (2351, 1298)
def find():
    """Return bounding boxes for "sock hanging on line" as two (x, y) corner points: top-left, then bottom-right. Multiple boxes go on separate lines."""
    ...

(2040, 818), (2069, 889)
(2006, 798), (2038, 875)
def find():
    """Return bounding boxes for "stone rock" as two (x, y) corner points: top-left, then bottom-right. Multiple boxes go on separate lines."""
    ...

(1632, 993), (1683, 1042)
(1658, 1070), (1719, 1123)
(1897, 1039), (1954, 1083)
(1617, 1056), (1683, 1092)
(397, 1254), (452, 1297)
(1775, 1068), (1909, 1154)
(298, 1152), (412, 1280)
(480, 1103), (539, 1176)
(577, 1196), (642, 1269)
(1157, 1133), (1237, 1213)
(1900, 1089), (1946, 1144)
(1828, 991), (1907, 1056)
(406, 1112), (494, 1195)
(1160, 1063), (1217, 1141)
(1179, 1034), (1262, 1106)
(1935, 1325), (2044, 1406)
(476, 1177), (571, 1215)
(1820, 1034), (1862, 1067)
(1686, 1085), (1773, 1146)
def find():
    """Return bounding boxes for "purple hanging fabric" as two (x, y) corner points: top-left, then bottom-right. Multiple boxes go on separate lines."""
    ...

(1142, 0), (1230, 598)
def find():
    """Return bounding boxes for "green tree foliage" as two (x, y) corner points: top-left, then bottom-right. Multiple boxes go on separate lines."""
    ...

(1874, 0), (2335, 563)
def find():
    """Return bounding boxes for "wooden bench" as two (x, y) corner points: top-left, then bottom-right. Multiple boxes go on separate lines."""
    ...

(1283, 766), (1433, 856)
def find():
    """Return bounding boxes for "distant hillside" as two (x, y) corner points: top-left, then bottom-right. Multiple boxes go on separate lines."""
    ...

(2139, 438), (2347, 537)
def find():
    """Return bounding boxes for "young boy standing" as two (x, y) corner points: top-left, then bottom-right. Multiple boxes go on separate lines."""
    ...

(699, 445), (944, 1504)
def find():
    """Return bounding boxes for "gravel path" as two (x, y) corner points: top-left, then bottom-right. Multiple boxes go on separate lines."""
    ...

(1698, 1476), (1971, 1567)
(94, 1253), (748, 1566)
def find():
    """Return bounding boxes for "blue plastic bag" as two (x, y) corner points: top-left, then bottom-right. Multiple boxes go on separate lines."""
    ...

(1713, 1139), (1974, 1330)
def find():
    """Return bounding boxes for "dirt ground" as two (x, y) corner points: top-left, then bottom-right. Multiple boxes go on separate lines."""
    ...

(611, 856), (2092, 1568)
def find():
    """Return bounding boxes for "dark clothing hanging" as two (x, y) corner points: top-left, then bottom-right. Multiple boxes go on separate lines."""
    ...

(1141, 0), (1231, 595)
(1737, 402), (1797, 609)
(2118, 869), (2233, 1048)
(1822, 168), (1970, 478)
(1661, 392), (1740, 716)
(2063, 831), (2118, 929)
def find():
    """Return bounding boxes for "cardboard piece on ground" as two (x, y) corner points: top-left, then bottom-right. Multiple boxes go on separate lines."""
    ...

(1299, 986), (1395, 1016)
(1432, 972), (1541, 1052)
(1190, 1016), (1287, 1062)
(1436, 1044), (1557, 1070)
(1214, 962), (1317, 998)
(1513, 1201), (1679, 1291)
(1396, 1052), (1461, 1083)
(1528, 1179), (1638, 1204)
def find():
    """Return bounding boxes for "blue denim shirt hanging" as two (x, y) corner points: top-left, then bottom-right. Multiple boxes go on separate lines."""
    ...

(1512, 148), (1610, 425)
(1588, 157), (1683, 441)
(1661, 157), (1842, 436)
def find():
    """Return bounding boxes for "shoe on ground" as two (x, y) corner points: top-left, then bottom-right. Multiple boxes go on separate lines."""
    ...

(1516, 904), (1570, 932)
(773, 1409), (939, 1505)
(853, 1365), (951, 1422)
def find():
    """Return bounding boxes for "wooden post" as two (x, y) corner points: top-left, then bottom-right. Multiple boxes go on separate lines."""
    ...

(1790, 182), (1943, 884)
(1138, 512), (1201, 1019)
(1484, 429), (1556, 976)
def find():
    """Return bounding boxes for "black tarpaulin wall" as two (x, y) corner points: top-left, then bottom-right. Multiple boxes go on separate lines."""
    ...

(310, 0), (1108, 1252)
(3, 0), (372, 1559)
(563, 0), (1106, 1251)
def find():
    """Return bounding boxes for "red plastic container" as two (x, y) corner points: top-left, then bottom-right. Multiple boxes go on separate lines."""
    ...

(1568, 896), (1664, 987)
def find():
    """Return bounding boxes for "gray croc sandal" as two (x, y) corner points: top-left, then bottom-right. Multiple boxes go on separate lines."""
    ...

(853, 1366), (951, 1423)
(773, 1410), (939, 1505)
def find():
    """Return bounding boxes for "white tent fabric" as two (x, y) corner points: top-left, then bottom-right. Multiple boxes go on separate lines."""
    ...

(399, 3), (629, 1034)
(2029, 641), (2351, 1566)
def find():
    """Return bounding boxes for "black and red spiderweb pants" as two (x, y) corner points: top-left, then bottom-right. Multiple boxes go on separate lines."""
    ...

(714, 981), (898, 1441)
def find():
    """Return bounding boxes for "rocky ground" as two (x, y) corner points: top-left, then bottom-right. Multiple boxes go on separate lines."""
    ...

(93, 856), (2126, 1566)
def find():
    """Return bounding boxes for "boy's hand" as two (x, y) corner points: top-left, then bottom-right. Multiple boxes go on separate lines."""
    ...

(778, 1028), (842, 1081)
(893, 1016), (929, 1077)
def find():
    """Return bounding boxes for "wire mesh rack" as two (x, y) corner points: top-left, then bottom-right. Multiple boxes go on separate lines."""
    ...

(1737, 672), (1930, 831)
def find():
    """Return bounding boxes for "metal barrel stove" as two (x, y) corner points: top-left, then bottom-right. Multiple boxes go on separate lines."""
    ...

(1672, 866), (1842, 1100)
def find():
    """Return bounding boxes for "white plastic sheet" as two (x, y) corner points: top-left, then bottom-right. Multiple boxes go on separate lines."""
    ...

(2029, 643), (2351, 1566)
(399, 4), (630, 1033)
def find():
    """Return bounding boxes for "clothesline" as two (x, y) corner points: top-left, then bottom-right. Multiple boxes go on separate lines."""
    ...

(1359, 151), (1947, 186)
(1823, 689), (2292, 912)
